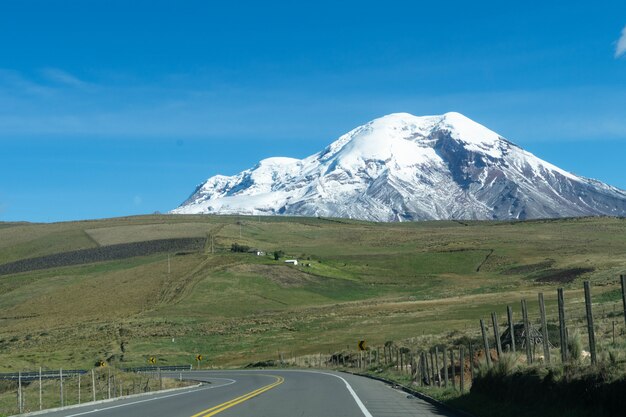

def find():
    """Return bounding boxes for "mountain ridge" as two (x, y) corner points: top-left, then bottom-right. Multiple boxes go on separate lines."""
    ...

(172, 112), (626, 221)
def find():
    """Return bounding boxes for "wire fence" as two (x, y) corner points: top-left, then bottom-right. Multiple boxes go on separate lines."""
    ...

(279, 275), (626, 393)
(2, 365), (192, 415)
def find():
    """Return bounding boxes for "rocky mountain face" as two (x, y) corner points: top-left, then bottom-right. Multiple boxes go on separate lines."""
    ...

(172, 112), (626, 221)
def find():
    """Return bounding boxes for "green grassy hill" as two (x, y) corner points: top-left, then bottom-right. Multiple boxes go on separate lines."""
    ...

(0, 215), (625, 371)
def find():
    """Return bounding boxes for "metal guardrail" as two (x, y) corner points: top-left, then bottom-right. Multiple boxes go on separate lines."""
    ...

(0, 370), (87, 381)
(124, 365), (192, 372)
(0, 365), (192, 381)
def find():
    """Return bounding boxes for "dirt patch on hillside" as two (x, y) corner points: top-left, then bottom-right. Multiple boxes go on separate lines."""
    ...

(534, 267), (594, 283)
(229, 264), (319, 287)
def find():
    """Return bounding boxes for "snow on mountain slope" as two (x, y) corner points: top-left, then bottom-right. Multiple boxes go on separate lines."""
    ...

(172, 112), (626, 221)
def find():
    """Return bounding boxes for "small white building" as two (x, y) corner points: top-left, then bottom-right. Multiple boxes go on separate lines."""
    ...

(284, 259), (298, 266)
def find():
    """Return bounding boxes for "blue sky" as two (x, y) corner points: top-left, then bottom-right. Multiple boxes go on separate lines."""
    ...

(1, 0), (626, 222)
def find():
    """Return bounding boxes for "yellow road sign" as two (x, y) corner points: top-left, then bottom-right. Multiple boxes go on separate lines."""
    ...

(196, 354), (203, 361)
(358, 340), (367, 351)
(96, 360), (106, 367)
(148, 356), (157, 364)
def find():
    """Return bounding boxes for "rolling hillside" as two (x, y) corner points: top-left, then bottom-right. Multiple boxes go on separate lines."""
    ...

(0, 215), (625, 371)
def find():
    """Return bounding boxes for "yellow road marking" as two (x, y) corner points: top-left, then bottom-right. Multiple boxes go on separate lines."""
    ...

(190, 375), (284, 417)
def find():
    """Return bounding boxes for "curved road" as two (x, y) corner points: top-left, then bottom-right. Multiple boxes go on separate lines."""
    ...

(27, 370), (457, 417)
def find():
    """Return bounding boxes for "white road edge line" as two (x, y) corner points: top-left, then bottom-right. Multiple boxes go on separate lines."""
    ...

(299, 371), (373, 417)
(18, 378), (236, 417)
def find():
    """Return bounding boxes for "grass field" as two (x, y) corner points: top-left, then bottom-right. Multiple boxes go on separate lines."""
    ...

(0, 214), (625, 373)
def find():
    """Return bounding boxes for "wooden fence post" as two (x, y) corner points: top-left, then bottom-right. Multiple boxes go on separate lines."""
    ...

(538, 293), (551, 364)
(468, 342), (474, 382)
(78, 372), (81, 404)
(92, 369), (96, 402)
(613, 320), (616, 344)
(442, 347), (449, 388)
(480, 318), (491, 366)
(521, 299), (533, 364)
(39, 367), (43, 411)
(405, 351), (408, 373)
(491, 312), (502, 358)
(60, 368), (64, 407)
(405, 352), (409, 374)
(584, 281), (597, 365)
(422, 352), (429, 385)
(450, 348), (456, 390)
(557, 288), (568, 363)
(18, 371), (23, 413)
(459, 345), (465, 393)
(395, 348), (399, 371)
(430, 350), (436, 385)
(619, 275), (626, 330)
(434, 347), (440, 383)
(507, 305), (516, 353)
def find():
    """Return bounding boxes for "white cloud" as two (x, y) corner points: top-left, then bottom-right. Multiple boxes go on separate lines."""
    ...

(616, 25), (626, 58)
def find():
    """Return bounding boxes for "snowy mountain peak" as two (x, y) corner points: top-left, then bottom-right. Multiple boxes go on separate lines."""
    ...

(439, 111), (503, 145)
(364, 111), (501, 146)
(318, 111), (505, 168)
(256, 157), (300, 167)
(172, 112), (626, 221)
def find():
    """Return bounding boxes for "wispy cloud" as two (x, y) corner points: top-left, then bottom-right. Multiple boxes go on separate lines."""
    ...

(40, 68), (90, 88)
(616, 25), (626, 58)
(0, 69), (625, 144)
(0, 68), (53, 96)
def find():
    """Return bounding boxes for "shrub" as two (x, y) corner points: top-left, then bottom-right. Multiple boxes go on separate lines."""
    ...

(231, 243), (250, 253)
(567, 330), (583, 362)
(492, 352), (520, 377)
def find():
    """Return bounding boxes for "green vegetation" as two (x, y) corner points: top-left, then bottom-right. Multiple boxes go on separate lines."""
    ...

(230, 243), (251, 253)
(0, 214), (624, 376)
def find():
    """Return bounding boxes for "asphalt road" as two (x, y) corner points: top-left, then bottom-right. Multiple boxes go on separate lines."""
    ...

(25, 370), (457, 417)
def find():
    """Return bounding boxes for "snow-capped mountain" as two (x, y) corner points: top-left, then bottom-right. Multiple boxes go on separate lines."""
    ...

(172, 112), (626, 221)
